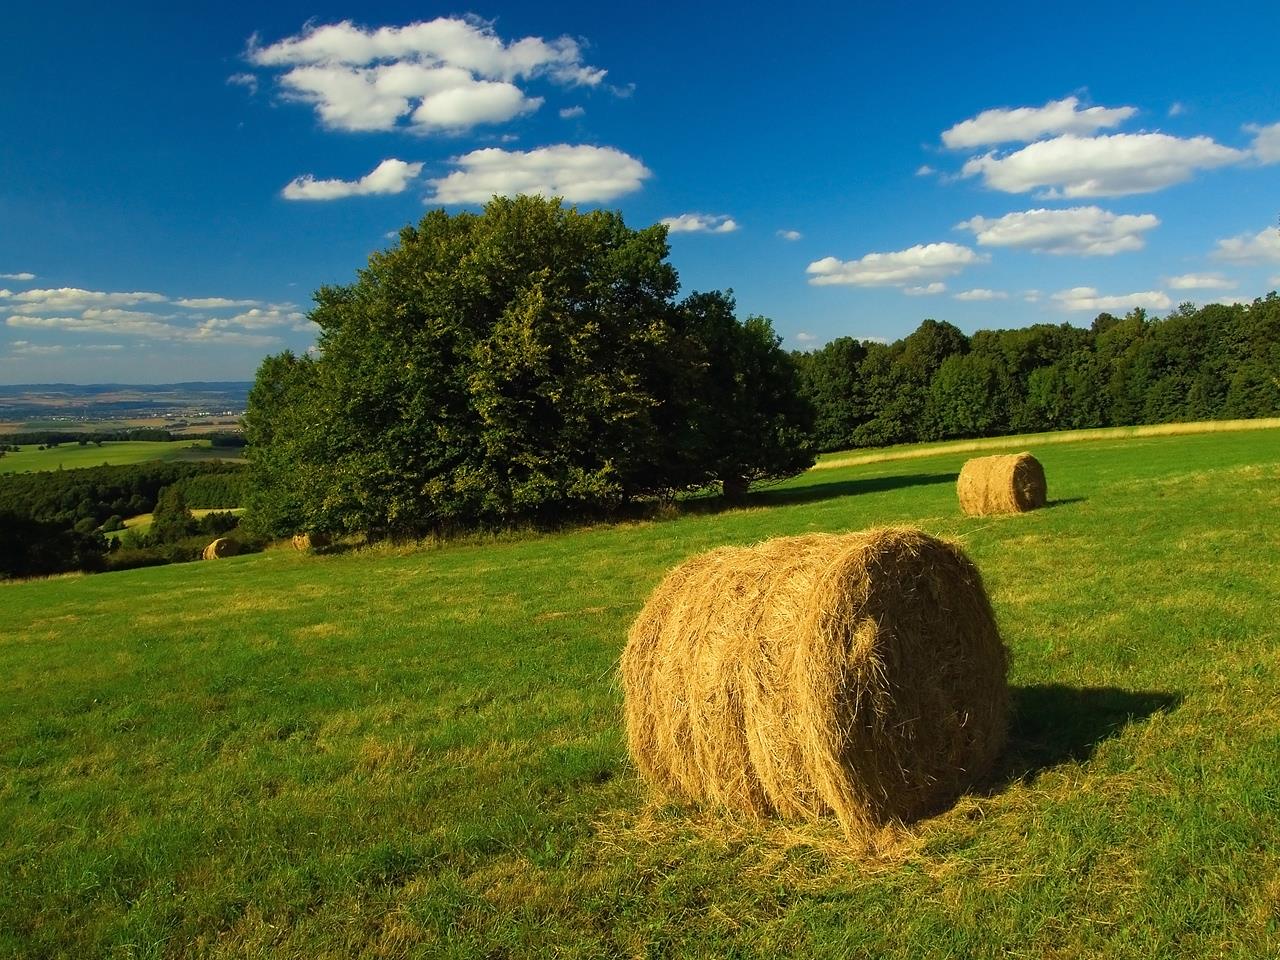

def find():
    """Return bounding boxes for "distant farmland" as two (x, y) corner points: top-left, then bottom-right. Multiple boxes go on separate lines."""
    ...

(0, 439), (243, 474)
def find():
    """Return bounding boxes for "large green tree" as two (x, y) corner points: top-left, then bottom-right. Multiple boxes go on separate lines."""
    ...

(246, 196), (813, 536)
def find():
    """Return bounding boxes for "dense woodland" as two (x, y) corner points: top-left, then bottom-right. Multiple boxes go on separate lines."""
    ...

(794, 296), (1280, 452)
(0, 462), (246, 578)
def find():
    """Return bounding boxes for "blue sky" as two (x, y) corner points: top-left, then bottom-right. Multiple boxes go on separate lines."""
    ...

(3, 0), (1279, 383)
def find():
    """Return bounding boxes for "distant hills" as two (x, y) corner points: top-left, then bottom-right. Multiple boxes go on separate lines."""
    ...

(0, 382), (252, 423)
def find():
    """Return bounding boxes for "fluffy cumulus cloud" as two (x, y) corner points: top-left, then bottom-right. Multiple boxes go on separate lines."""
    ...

(428, 144), (650, 204)
(0, 272), (36, 281)
(660, 213), (739, 234)
(1212, 226), (1280, 264)
(283, 158), (424, 200)
(954, 288), (1008, 301)
(955, 206), (1159, 255)
(0, 286), (313, 348)
(961, 133), (1244, 198)
(795, 331), (817, 343)
(942, 97), (1137, 150)
(247, 17), (605, 135)
(559, 105), (584, 119)
(806, 242), (986, 287)
(903, 282), (946, 296)
(1167, 273), (1236, 290)
(1051, 287), (1172, 312)
(777, 229), (803, 241)
(1249, 122), (1280, 163)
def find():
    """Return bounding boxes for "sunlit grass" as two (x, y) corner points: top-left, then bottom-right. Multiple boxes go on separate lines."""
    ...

(2, 427), (1278, 957)
(0, 439), (237, 475)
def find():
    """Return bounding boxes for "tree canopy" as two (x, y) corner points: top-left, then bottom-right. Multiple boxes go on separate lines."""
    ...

(245, 196), (814, 537)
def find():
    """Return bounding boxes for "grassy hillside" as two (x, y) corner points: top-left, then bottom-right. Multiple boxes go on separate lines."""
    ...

(2, 429), (1278, 958)
(0, 439), (238, 475)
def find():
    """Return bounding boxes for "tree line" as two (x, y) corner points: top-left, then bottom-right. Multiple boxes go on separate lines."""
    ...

(793, 297), (1280, 452)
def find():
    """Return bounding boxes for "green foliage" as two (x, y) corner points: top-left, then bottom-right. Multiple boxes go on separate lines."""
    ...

(149, 486), (197, 544)
(797, 294), (1280, 450)
(0, 511), (105, 579)
(246, 196), (813, 536)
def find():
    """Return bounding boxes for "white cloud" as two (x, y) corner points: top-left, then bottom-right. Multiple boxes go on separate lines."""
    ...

(916, 165), (936, 177)
(1, 284), (313, 348)
(559, 105), (584, 119)
(227, 72), (258, 95)
(173, 297), (261, 309)
(954, 288), (1008, 301)
(1167, 273), (1235, 290)
(795, 331), (817, 343)
(942, 96), (1136, 150)
(8, 341), (64, 356)
(961, 133), (1244, 198)
(1247, 122), (1280, 164)
(806, 242), (986, 287)
(428, 144), (650, 204)
(661, 213), (739, 234)
(777, 229), (802, 241)
(904, 282), (946, 296)
(1212, 227), (1280, 264)
(202, 307), (311, 332)
(1023, 290), (1042, 303)
(283, 158), (424, 201)
(1051, 287), (1172, 312)
(0, 272), (35, 281)
(0, 288), (168, 313)
(956, 206), (1159, 255)
(1168, 102), (1186, 117)
(247, 17), (606, 135)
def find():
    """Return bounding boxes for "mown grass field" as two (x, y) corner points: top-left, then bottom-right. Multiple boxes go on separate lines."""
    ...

(0, 440), (239, 475)
(2, 428), (1278, 958)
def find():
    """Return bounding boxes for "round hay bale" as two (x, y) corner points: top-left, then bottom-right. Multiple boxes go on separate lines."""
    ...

(956, 452), (1046, 516)
(202, 537), (239, 560)
(620, 528), (1008, 838)
(291, 532), (331, 552)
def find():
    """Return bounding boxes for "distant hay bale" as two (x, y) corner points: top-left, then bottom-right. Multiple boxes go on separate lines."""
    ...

(956, 452), (1046, 516)
(291, 532), (331, 552)
(620, 528), (1008, 840)
(202, 537), (239, 560)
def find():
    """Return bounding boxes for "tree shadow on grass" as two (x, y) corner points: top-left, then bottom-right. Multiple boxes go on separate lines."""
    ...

(985, 684), (1181, 791)
(676, 472), (959, 516)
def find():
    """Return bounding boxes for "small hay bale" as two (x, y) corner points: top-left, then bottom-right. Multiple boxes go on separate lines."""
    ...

(291, 532), (331, 552)
(202, 537), (239, 560)
(956, 452), (1046, 516)
(620, 528), (1008, 840)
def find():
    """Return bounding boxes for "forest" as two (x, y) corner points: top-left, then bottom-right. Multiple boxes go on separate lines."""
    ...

(793, 296), (1280, 451)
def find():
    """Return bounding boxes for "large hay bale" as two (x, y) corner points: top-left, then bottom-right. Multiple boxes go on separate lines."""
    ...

(956, 452), (1046, 516)
(620, 528), (1008, 839)
(291, 532), (331, 552)
(202, 537), (239, 560)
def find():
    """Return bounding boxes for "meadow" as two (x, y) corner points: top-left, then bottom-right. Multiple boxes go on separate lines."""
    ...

(1, 428), (1278, 958)
(0, 440), (238, 475)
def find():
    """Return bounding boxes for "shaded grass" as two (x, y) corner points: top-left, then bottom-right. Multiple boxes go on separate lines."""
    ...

(1, 428), (1279, 958)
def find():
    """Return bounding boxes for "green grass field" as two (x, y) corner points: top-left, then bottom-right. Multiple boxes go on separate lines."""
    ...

(0, 440), (239, 475)
(2, 429), (1278, 958)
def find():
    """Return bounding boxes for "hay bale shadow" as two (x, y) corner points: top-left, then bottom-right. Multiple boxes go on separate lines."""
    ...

(1044, 497), (1087, 509)
(986, 684), (1181, 791)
